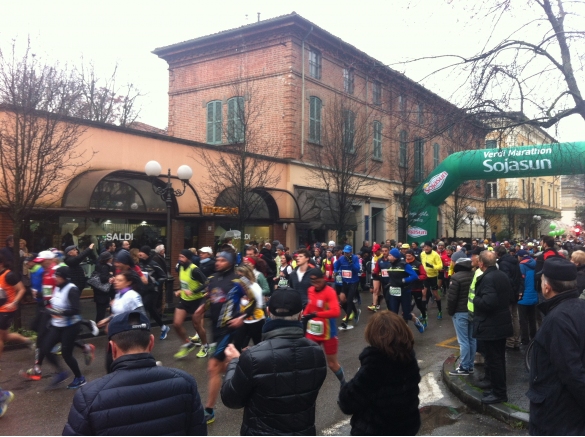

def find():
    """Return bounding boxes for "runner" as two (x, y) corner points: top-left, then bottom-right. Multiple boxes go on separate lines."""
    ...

(334, 245), (361, 330)
(420, 241), (444, 320)
(302, 268), (345, 384)
(368, 244), (382, 312)
(173, 249), (209, 359)
(194, 250), (256, 425)
(289, 248), (313, 306)
(405, 250), (429, 328)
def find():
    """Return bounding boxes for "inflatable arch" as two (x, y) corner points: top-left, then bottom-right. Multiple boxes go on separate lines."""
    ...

(406, 142), (585, 243)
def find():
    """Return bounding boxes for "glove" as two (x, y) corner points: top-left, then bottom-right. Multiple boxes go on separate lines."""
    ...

(425, 262), (433, 268)
(302, 312), (318, 321)
(301, 312), (318, 331)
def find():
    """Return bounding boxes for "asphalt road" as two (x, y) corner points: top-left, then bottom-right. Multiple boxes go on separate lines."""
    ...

(0, 293), (526, 436)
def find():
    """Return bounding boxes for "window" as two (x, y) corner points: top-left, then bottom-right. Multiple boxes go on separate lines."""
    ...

(486, 180), (498, 198)
(309, 48), (321, 79)
(414, 138), (424, 182)
(418, 103), (424, 125)
(398, 95), (406, 115)
(372, 81), (381, 105)
(309, 96), (322, 144)
(343, 68), (354, 94)
(373, 121), (382, 160)
(485, 139), (497, 148)
(343, 110), (356, 153)
(399, 130), (407, 167)
(206, 100), (222, 144)
(227, 97), (245, 143)
(433, 143), (440, 168)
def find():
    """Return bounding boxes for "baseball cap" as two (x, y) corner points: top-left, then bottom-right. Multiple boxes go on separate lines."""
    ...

(108, 311), (151, 339)
(328, 240), (336, 247)
(517, 250), (530, 257)
(540, 257), (577, 281)
(198, 247), (213, 255)
(343, 245), (353, 253)
(64, 245), (78, 254)
(34, 250), (56, 262)
(401, 243), (410, 249)
(372, 243), (381, 252)
(268, 289), (303, 317)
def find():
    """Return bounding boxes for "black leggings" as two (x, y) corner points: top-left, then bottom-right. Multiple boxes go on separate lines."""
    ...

(411, 291), (427, 318)
(341, 282), (358, 318)
(143, 292), (164, 327)
(233, 320), (265, 351)
(42, 324), (82, 378)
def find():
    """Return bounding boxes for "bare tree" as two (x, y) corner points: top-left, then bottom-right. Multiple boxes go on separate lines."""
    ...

(74, 61), (143, 127)
(194, 79), (281, 250)
(305, 94), (381, 243)
(443, 182), (477, 239)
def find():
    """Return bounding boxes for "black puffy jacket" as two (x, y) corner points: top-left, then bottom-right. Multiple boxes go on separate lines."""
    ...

(62, 353), (206, 436)
(447, 261), (473, 316)
(472, 266), (513, 340)
(527, 289), (585, 435)
(65, 248), (96, 291)
(497, 253), (523, 302)
(220, 319), (327, 435)
(338, 346), (421, 436)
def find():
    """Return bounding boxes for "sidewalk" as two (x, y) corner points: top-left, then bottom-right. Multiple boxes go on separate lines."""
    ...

(442, 349), (530, 428)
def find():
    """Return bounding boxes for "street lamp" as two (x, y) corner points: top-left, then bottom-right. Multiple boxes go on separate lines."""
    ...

(533, 215), (542, 239)
(465, 206), (477, 242)
(145, 160), (193, 309)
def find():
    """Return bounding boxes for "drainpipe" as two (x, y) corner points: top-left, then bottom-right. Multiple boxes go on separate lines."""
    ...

(300, 25), (313, 159)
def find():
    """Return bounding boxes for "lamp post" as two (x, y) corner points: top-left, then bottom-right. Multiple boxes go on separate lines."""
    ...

(145, 161), (193, 309)
(465, 206), (477, 242)
(533, 215), (542, 239)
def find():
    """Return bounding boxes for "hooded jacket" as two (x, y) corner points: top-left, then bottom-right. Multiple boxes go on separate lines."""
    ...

(496, 253), (523, 302)
(518, 257), (537, 306)
(221, 319), (327, 435)
(63, 353), (206, 436)
(338, 347), (421, 436)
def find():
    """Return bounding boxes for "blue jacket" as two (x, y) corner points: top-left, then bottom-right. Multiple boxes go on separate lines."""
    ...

(519, 257), (538, 306)
(334, 254), (360, 284)
(30, 265), (44, 302)
(63, 353), (206, 436)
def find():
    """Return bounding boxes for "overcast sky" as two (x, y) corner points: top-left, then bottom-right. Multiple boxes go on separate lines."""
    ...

(1, 0), (583, 142)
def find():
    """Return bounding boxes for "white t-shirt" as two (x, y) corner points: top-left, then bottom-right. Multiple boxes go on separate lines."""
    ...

(111, 289), (143, 315)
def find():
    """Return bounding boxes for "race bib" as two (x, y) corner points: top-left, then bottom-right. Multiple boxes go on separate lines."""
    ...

(389, 287), (402, 296)
(278, 278), (289, 288)
(42, 285), (53, 298)
(341, 270), (352, 279)
(381, 270), (389, 277)
(307, 320), (324, 336)
(180, 280), (190, 292)
(335, 274), (343, 285)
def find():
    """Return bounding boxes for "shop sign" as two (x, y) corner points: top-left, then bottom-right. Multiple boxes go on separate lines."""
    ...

(203, 206), (239, 215)
(106, 233), (134, 241)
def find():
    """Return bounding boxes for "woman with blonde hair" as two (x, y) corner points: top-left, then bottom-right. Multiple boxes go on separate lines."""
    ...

(338, 310), (421, 435)
(570, 250), (585, 296)
(233, 264), (265, 350)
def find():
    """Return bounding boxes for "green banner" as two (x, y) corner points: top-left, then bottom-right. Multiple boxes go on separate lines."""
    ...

(406, 142), (585, 243)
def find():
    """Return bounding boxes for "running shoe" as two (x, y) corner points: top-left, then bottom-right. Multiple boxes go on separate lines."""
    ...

(196, 344), (210, 358)
(47, 371), (69, 390)
(353, 308), (361, 326)
(448, 366), (470, 376)
(84, 344), (95, 366)
(67, 376), (87, 389)
(174, 342), (196, 359)
(367, 305), (377, 312)
(51, 343), (62, 354)
(19, 366), (42, 381)
(160, 325), (170, 340)
(421, 317), (428, 329)
(413, 317), (425, 333)
(0, 391), (14, 418)
(339, 322), (354, 331)
(437, 311), (443, 320)
(204, 409), (215, 424)
(189, 334), (202, 346)
(89, 320), (99, 336)
(341, 312), (355, 323)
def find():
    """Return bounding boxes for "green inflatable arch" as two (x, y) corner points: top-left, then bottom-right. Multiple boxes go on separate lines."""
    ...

(406, 142), (585, 243)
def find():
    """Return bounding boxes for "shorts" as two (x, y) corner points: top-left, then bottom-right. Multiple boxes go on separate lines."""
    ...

(176, 298), (205, 315)
(372, 274), (381, 281)
(423, 276), (439, 291)
(0, 311), (15, 330)
(211, 330), (234, 362)
(313, 336), (338, 355)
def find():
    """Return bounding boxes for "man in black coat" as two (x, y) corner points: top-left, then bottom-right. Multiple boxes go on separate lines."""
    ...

(220, 289), (327, 435)
(472, 250), (513, 404)
(496, 246), (523, 350)
(63, 311), (206, 436)
(527, 257), (585, 435)
(64, 244), (96, 291)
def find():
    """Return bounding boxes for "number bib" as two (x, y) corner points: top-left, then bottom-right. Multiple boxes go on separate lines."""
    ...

(42, 285), (53, 298)
(307, 320), (324, 336)
(381, 270), (389, 277)
(335, 274), (343, 285)
(341, 270), (352, 279)
(389, 286), (402, 296)
(180, 280), (189, 291)
(278, 278), (289, 288)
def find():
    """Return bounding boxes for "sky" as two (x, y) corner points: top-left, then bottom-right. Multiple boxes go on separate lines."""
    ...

(1, 0), (583, 142)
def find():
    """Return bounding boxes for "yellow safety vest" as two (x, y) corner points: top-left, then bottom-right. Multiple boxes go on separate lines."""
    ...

(467, 268), (484, 312)
(179, 263), (204, 301)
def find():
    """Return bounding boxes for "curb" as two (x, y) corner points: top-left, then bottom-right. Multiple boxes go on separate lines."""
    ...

(442, 355), (529, 428)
